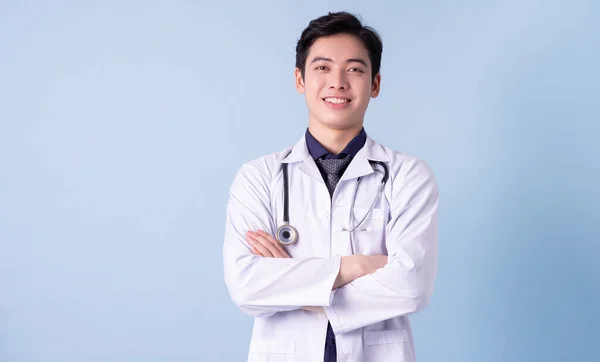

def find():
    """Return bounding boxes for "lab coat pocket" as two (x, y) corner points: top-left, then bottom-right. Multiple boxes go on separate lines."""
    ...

(247, 339), (295, 362)
(363, 329), (412, 362)
(350, 207), (387, 255)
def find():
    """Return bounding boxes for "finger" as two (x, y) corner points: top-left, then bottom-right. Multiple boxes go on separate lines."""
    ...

(251, 247), (262, 256)
(257, 230), (290, 258)
(252, 233), (284, 258)
(250, 238), (273, 257)
(250, 232), (284, 258)
(247, 234), (274, 257)
(262, 232), (290, 258)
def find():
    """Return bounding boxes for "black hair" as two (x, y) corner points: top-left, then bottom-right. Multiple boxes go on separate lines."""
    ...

(295, 11), (383, 82)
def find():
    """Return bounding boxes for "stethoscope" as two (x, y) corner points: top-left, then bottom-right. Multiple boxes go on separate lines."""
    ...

(276, 160), (389, 246)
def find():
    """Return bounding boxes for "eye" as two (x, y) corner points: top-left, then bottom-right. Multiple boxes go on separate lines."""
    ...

(349, 68), (364, 73)
(315, 65), (328, 71)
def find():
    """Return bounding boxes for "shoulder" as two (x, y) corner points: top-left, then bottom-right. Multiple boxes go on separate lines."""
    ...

(371, 141), (438, 195)
(230, 145), (293, 189)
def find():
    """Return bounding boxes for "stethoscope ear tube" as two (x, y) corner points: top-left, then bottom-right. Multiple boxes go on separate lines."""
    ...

(342, 161), (389, 234)
(368, 160), (389, 183)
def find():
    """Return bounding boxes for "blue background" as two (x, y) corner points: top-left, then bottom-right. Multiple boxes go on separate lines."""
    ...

(1, 0), (599, 361)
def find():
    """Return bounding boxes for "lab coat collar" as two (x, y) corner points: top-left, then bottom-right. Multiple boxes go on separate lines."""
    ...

(279, 135), (322, 182)
(280, 131), (391, 182)
(340, 135), (391, 182)
(280, 134), (310, 164)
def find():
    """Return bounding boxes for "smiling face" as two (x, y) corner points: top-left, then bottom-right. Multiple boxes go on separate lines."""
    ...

(295, 33), (381, 133)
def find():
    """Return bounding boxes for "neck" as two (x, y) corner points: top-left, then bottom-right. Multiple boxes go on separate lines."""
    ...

(308, 122), (363, 155)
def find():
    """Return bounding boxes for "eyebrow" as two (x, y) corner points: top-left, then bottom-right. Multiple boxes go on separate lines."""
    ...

(310, 56), (368, 67)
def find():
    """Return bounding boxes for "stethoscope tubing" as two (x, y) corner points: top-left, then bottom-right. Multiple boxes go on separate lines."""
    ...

(277, 160), (389, 245)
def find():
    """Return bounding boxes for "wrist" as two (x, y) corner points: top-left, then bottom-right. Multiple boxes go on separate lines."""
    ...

(349, 255), (366, 279)
(342, 255), (366, 282)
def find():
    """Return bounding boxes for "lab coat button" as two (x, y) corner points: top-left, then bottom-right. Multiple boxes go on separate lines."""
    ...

(319, 210), (329, 219)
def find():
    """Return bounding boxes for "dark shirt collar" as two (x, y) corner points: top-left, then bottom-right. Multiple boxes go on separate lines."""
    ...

(305, 127), (367, 160)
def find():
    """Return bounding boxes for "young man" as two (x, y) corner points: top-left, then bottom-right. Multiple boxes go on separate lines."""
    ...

(223, 12), (439, 362)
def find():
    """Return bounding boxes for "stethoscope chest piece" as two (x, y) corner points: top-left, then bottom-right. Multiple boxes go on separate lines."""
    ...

(276, 222), (298, 246)
(277, 162), (298, 246)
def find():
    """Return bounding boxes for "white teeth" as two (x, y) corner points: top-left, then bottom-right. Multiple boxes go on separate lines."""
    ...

(324, 97), (350, 104)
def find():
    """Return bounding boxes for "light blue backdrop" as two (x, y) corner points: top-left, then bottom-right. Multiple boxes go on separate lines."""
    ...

(1, 1), (598, 361)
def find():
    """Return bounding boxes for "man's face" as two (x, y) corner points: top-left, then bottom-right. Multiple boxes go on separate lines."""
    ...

(295, 33), (381, 132)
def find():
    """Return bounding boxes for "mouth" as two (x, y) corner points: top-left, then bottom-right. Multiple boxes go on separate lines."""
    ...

(322, 97), (352, 105)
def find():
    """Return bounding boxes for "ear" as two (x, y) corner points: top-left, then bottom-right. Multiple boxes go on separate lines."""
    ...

(371, 73), (381, 98)
(295, 68), (305, 94)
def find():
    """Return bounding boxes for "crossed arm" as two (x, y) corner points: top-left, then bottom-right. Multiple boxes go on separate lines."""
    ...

(223, 159), (438, 334)
(246, 230), (388, 312)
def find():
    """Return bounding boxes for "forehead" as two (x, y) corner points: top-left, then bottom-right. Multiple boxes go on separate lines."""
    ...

(307, 33), (371, 66)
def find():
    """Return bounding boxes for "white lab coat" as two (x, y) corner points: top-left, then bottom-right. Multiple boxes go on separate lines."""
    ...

(223, 133), (439, 362)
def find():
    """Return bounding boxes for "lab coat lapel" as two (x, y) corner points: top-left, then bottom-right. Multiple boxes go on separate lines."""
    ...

(340, 135), (390, 181)
(299, 159), (326, 183)
(280, 135), (326, 183)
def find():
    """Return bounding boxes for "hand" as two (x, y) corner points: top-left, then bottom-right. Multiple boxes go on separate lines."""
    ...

(246, 230), (290, 258)
(302, 255), (387, 313)
(359, 255), (388, 275)
(334, 254), (388, 289)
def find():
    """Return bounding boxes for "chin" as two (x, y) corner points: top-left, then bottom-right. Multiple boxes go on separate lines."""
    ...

(316, 118), (361, 130)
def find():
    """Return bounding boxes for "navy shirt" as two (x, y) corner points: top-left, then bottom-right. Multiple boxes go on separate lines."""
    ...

(305, 127), (367, 160)
(304, 127), (367, 361)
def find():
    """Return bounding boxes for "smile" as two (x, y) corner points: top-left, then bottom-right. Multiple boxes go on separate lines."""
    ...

(323, 97), (351, 104)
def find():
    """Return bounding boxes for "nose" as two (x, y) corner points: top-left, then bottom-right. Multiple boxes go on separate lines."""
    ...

(328, 69), (349, 90)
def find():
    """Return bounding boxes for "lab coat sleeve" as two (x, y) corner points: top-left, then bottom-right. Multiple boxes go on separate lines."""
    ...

(324, 159), (439, 334)
(223, 163), (342, 317)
